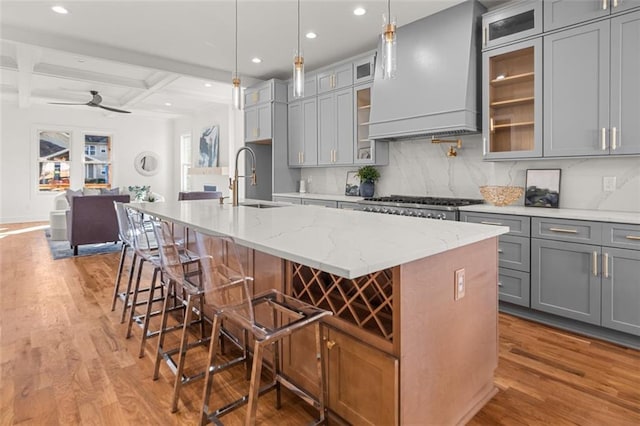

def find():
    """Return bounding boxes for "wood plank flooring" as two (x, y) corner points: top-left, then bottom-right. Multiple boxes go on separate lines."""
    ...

(1, 222), (639, 425)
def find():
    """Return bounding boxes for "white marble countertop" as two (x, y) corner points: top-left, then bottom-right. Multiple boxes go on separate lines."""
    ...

(459, 204), (640, 225)
(272, 192), (364, 203)
(131, 199), (507, 279)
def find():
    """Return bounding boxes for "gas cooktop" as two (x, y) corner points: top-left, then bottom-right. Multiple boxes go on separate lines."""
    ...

(361, 195), (485, 208)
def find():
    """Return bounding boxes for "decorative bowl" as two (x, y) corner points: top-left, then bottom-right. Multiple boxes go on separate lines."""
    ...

(479, 185), (524, 207)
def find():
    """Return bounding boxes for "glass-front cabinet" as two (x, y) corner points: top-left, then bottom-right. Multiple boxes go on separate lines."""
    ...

(482, 0), (542, 49)
(483, 37), (542, 159)
(354, 83), (372, 163)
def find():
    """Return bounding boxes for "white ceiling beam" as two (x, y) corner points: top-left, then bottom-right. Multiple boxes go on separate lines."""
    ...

(1, 25), (263, 88)
(33, 63), (147, 90)
(120, 72), (180, 108)
(15, 45), (41, 108)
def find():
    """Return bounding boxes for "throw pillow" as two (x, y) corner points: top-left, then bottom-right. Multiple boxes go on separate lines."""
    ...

(100, 187), (120, 195)
(83, 187), (101, 196)
(65, 189), (83, 204)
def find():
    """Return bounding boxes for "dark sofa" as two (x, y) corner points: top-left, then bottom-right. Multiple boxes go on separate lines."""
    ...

(66, 194), (131, 255)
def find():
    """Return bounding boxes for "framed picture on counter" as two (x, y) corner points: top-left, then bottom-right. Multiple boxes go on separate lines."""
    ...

(345, 171), (360, 196)
(525, 169), (561, 208)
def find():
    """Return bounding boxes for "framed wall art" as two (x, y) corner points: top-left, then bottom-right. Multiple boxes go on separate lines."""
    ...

(525, 169), (561, 208)
(198, 125), (219, 167)
(345, 171), (360, 196)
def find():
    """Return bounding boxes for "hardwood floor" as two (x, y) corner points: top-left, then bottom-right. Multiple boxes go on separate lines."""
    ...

(1, 222), (639, 425)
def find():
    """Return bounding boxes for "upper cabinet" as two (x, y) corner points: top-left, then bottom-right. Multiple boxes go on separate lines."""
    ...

(353, 54), (376, 84)
(483, 37), (542, 159)
(544, 11), (640, 157)
(244, 79), (287, 143)
(288, 98), (318, 167)
(287, 74), (317, 102)
(317, 63), (353, 94)
(544, 0), (640, 31)
(482, 1), (543, 49)
(318, 88), (354, 165)
(354, 83), (389, 164)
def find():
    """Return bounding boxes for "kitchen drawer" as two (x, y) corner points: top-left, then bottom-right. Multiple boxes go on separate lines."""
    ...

(460, 212), (530, 237)
(272, 196), (302, 205)
(302, 199), (338, 208)
(532, 217), (602, 244)
(498, 268), (530, 307)
(603, 223), (640, 250)
(337, 201), (360, 210)
(499, 235), (530, 272)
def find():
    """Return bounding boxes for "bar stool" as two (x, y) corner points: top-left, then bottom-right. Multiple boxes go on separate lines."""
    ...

(192, 231), (333, 425)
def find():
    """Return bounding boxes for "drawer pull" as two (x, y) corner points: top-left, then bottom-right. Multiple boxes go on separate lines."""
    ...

(481, 221), (503, 226)
(604, 252), (609, 279)
(592, 251), (598, 276)
(497, 249), (504, 254)
(549, 227), (578, 234)
(326, 340), (337, 350)
(611, 127), (617, 150)
(626, 235), (640, 241)
(498, 282), (503, 287)
(602, 0), (608, 10)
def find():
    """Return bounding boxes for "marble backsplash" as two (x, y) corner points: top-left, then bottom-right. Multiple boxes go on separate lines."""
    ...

(301, 134), (640, 212)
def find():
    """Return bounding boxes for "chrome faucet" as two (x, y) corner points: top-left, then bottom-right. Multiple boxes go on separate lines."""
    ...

(230, 146), (257, 206)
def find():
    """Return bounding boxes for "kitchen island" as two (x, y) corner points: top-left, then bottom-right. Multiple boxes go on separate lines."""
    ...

(130, 200), (508, 425)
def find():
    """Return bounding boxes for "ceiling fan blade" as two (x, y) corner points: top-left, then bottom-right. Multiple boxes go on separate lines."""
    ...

(49, 102), (90, 105)
(98, 104), (131, 114)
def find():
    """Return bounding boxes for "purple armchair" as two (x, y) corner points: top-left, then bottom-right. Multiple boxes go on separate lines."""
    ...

(66, 194), (131, 255)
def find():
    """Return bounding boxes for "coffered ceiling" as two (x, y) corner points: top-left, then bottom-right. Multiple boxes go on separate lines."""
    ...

(0, 0), (505, 117)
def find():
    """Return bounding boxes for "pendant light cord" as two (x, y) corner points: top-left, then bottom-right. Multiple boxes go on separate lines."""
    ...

(235, 0), (238, 77)
(387, 0), (390, 21)
(297, 0), (301, 54)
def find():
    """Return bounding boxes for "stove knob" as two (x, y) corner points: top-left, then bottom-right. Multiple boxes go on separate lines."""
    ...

(415, 211), (423, 217)
(406, 211), (414, 217)
(363, 207), (370, 212)
(426, 213), (432, 219)
(381, 208), (389, 214)
(373, 207), (380, 213)
(437, 214), (445, 220)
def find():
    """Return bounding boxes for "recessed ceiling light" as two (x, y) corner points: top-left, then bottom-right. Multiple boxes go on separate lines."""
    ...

(51, 5), (69, 14)
(164, 102), (172, 106)
(251, 57), (262, 64)
(76, 58), (86, 63)
(353, 7), (366, 16)
(204, 83), (212, 87)
(305, 32), (317, 39)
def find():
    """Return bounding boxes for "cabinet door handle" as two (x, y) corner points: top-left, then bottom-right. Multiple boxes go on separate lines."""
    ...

(483, 26), (488, 46)
(481, 221), (503, 226)
(490, 118), (495, 133)
(549, 227), (578, 234)
(497, 248), (504, 254)
(483, 137), (487, 156)
(253, 128), (258, 138)
(611, 127), (617, 150)
(626, 235), (640, 240)
(498, 281), (503, 287)
(601, 127), (607, 150)
(602, 0), (608, 10)
(326, 340), (337, 350)
(604, 252), (609, 278)
(593, 251), (598, 276)
(301, 152), (304, 164)
(613, 0), (619, 7)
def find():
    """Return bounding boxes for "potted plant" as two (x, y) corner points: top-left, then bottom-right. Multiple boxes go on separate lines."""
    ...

(356, 165), (380, 197)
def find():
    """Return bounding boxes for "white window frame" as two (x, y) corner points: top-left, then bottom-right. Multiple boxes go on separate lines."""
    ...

(180, 133), (192, 191)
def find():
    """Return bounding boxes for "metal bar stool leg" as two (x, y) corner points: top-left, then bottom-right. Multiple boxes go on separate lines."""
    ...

(200, 315), (222, 426)
(171, 292), (197, 413)
(315, 322), (327, 423)
(154, 279), (175, 380)
(245, 340), (265, 426)
(126, 257), (146, 338)
(138, 267), (160, 358)
(120, 252), (138, 323)
(111, 243), (129, 311)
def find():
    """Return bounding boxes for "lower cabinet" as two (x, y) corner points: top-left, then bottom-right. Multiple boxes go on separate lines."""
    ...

(272, 196), (302, 204)
(498, 268), (530, 307)
(602, 247), (640, 336)
(325, 328), (398, 426)
(531, 239), (602, 325)
(301, 199), (337, 208)
(281, 326), (398, 425)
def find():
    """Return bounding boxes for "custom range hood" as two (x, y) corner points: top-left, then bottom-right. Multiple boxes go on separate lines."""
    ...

(369, 0), (486, 140)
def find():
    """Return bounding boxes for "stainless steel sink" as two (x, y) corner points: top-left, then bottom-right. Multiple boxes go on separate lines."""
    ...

(241, 203), (286, 209)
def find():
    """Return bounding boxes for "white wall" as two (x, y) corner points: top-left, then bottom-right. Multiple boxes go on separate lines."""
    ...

(0, 102), (174, 223)
(301, 134), (640, 212)
(172, 103), (243, 199)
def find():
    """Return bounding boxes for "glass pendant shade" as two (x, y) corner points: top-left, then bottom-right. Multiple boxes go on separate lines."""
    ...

(232, 75), (241, 110)
(293, 54), (304, 98)
(381, 14), (397, 79)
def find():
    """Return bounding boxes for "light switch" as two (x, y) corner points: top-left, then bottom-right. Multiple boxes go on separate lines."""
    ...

(454, 268), (465, 301)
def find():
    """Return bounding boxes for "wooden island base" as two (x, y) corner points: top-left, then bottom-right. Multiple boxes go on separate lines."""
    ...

(250, 237), (500, 425)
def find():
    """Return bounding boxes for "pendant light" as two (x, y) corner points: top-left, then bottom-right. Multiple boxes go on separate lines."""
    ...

(292, 0), (304, 98)
(381, 0), (397, 79)
(232, 0), (242, 109)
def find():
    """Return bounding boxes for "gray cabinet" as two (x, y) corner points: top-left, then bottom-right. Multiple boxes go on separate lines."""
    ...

(317, 63), (353, 93)
(531, 238), (602, 325)
(272, 195), (302, 204)
(544, 11), (640, 157)
(461, 211), (531, 307)
(544, 0), (640, 31)
(337, 201), (361, 210)
(602, 247), (640, 336)
(353, 54), (375, 84)
(245, 103), (272, 142)
(610, 10), (640, 155)
(301, 199), (337, 208)
(354, 83), (388, 165)
(287, 74), (317, 102)
(318, 88), (354, 165)
(288, 98), (317, 167)
(482, 0), (542, 49)
(483, 37), (543, 159)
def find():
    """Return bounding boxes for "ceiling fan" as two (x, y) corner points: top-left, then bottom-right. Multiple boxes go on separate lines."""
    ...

(49, 90), (131, 114)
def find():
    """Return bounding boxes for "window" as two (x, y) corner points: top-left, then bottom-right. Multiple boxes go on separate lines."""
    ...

(84, 134), (112, 188)
(180, 134), (192, 191)
(38, 130), (71, 192)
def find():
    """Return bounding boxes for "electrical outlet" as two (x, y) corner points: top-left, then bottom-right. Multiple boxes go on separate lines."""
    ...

(603, 176), (616, 192)
(454, 268), (465, 301)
